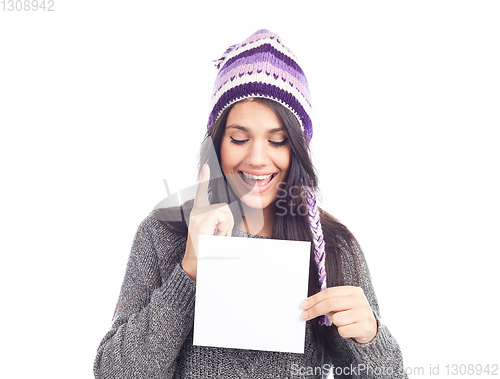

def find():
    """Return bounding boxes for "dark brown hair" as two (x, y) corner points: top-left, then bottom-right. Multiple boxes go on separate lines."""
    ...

(159, 98), (366, 364)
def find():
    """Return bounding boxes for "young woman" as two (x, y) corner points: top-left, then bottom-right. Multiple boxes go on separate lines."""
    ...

(94, 29), (406, 379)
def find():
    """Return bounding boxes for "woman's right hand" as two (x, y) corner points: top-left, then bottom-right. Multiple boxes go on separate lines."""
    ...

(181, 164), (235, 281)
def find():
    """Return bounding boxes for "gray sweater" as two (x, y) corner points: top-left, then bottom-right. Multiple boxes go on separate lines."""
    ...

(94, 211), (407, 378)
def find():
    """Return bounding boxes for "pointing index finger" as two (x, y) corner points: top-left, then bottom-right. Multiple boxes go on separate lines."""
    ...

(193, 164), (210, 209)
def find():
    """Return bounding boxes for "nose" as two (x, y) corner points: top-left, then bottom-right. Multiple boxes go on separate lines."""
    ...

(246, 140), (269, 167)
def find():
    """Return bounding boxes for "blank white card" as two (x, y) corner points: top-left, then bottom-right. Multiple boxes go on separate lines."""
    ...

(193, 235), (311, 354)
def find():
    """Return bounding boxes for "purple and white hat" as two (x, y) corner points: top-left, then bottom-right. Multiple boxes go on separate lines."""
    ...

(208, 29), (314, 145)
(207, 30), (330, 326)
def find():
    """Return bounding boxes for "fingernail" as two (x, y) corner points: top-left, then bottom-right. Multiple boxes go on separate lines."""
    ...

(300, 300), (308, 309)
(301, 311), (308, 320)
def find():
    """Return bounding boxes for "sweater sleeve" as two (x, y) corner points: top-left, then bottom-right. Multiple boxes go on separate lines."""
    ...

(93, 214), (195, 379)
(334, 240), (407, 379)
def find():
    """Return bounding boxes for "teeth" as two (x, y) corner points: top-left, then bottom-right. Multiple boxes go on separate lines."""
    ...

(242, 172), (273, 180)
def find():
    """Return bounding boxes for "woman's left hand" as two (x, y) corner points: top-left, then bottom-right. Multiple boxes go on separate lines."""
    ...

(300, 286), (378, 344)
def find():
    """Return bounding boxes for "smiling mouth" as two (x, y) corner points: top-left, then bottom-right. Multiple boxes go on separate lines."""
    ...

(238, 171), (277, 186)
(238, 171), (276, 185)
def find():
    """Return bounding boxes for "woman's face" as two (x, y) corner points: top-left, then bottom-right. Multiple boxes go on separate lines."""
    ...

(220, 99), (292, 212)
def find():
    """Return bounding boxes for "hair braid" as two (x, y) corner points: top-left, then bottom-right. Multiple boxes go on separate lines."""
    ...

(306, 186), (332, 326)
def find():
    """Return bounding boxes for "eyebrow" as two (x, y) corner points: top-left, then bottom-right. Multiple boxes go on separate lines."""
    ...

(226, 125), (286, 134)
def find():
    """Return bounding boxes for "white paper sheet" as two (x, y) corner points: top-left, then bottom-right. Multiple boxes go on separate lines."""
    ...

(193, 234), (311, 354)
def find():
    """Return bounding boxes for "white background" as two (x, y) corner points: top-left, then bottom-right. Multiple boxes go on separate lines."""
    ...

(1, 1), (499, 378)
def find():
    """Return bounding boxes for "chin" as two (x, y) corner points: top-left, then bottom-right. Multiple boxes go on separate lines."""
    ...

(239, 194), (274, 210)
(225, 172), (279, 209)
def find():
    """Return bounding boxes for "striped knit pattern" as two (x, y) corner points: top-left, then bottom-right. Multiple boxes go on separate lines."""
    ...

(306, 186), (332, 327)
(208, 29), (313, 144)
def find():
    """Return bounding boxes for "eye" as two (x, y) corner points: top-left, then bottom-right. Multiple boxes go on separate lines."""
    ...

(230, 136), (248, 145)
(269, 138), (288, 147)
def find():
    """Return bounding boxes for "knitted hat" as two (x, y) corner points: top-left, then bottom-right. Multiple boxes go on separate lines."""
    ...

(208, 29), (313, 145)
(207, 30), (330, 326)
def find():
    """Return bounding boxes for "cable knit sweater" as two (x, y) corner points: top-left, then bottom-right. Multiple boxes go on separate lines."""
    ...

(94, 210), (407, 378)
